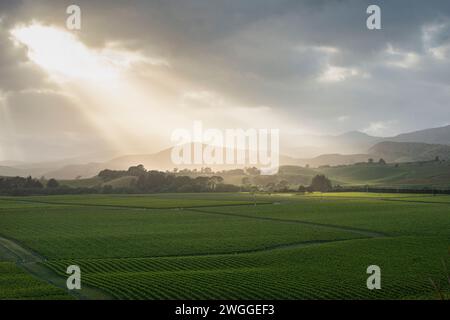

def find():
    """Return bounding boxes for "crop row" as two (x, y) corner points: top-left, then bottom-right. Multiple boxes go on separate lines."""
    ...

(0, 262), (69, 300)
(44, 236), (444, 300)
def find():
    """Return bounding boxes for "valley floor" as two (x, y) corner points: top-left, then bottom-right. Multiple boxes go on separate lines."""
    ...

(0, 192), (449, 300)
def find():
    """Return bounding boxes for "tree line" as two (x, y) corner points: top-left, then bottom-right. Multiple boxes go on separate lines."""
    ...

(3, 164), (448, 196)
(98, 165), (240, 193)
(0, 176), (63, 195)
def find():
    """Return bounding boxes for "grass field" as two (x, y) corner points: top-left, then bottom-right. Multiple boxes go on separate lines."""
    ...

(0, 241), (70, 300)
(0, 192), (448, 300)
(0, 262), (70, 300)
(320, 162), (450, 188)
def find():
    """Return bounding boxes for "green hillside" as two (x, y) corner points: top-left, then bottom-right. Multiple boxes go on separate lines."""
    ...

(320, 161), (450, 188)
(60, 176), (138, 189)
(60, 177), (103, 188)
(55, 160), (450, 191)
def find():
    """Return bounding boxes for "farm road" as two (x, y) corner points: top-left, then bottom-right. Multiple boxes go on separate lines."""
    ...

(0, 235), (112, 300)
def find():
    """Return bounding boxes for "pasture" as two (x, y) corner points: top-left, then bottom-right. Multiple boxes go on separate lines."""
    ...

(0, 192), (448, 299)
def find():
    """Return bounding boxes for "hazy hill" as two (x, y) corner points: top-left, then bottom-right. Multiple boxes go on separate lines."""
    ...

(0, 161), (26, 167)
(105, 147), (175, 171)
(104, 144), (297, 173)
(0, 166), (28, 177)
(333, 125), (450, 150)
(0, 165), (51, 177)
(288, 125), (450, 166)
(277, 161), (450, 188)
(288, 125), (450, 158)
(42, 163), (105, 180)
(2, 125), (450, 180)
(388, 125), (450, 145)
(369, 141), (450, 162)
(294, 153), (370, 167)
(319, 161), (450, 188)
(330, 131), (381, 151)
(287, 131), (381, 157)
(37, 144), (293, 179)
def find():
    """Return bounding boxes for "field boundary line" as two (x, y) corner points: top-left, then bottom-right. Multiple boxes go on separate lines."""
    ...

(187, 208), (388, 238)
(0, 233), (46, 262)
(46, 237), (376, 262)
(380, 198), (450, 205)
(0, 197), (274, 210)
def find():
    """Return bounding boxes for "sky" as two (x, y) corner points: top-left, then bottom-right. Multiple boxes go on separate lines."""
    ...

(1, 0), (450, 162)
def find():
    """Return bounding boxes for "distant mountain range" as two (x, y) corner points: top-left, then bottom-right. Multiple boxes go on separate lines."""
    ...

(287, 125), (450, 158)
(389, 125), (450, 145)
(1, 125), (450, 179)
(369, 141), (450, 162)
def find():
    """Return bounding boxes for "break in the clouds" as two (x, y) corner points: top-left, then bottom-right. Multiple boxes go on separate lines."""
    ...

(1, 0), (450, 161)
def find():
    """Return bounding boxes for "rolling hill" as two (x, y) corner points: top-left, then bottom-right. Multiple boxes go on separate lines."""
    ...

(369, 141), (450, 162)
(388, 125), (450, 145)
(319, 161), (450, 188)
(2, 125), (450, 180)
(288, 125), (450, 158)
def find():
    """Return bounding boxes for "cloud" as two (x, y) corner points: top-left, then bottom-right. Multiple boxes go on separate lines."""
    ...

(384, 44), (420, 69)
(422, 21), (450, 60)
(362, 120), (399, 137)
(1, 0), (450, 160)
(10, 24), (155, 83)
(180, 90), (225, 109)
(318, 65), (366, 82)
(338, 115), (350, 122)
(0, 89), (113, 161)
(0, 26), (48, 92)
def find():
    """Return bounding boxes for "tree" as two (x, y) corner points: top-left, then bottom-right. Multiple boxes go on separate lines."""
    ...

(98, 169), (126, 181)
(102, 185), (113, 194)
(215, 184), (240, 192)
(241, 177), (251, 186)
(46, 178), (59, 188)
(265, 182), (276, 193)
(309, 175), (332, 192)
(127, 164), (147, 176)
(208, 176), (224, 190)
(276, 180), (289, 192)
(368, 158), (374, 164)
(378, 158), (386, 165)
(246, 167), (261, 175)
(201, 167), (212, 174)
(298, 185), (306, 193)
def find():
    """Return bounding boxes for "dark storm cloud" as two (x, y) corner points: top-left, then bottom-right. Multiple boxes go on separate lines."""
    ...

(0, 1), (50, 92)
(5, 1), (450, 84)
(31, 0), (446, 134)
(0, 27), (49, 92)
(1, 0), (450, 161)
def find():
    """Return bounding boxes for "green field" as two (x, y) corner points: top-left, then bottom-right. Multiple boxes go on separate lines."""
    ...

(320, 162), (450, 188)
(0, 240), (70, 300)
(0, 193), (448, 300)
(0, 262), (70, 300)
